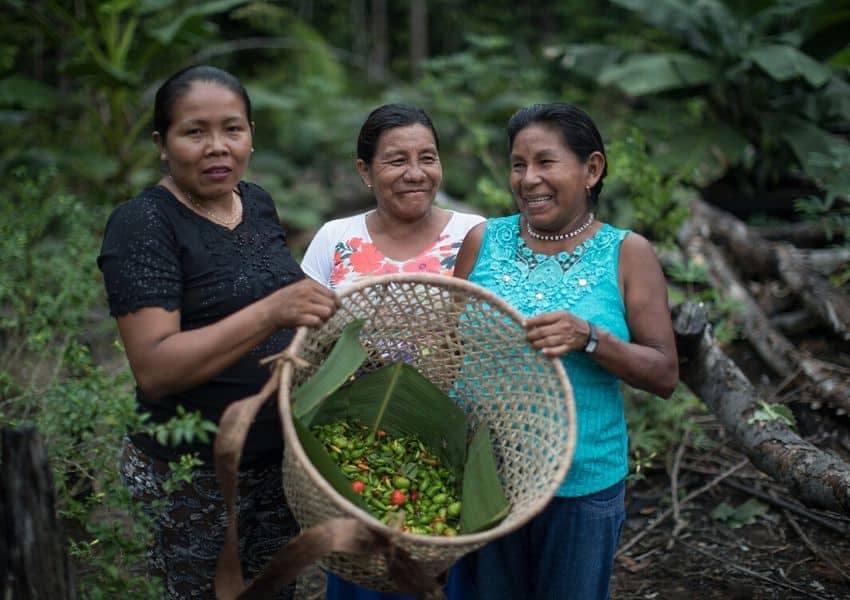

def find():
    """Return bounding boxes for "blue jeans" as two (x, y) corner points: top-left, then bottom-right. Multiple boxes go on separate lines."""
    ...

(325, 561), (473, 600)
(462, 480), (625, 600)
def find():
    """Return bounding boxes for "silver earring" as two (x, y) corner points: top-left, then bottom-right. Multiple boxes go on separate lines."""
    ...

(251, 147), (255, 153)
(585, 185), (592, 198)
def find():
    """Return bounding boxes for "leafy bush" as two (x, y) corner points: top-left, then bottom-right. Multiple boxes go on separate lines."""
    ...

(0, 168), (212, 598)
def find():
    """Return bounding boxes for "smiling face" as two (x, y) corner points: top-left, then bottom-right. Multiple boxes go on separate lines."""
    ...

(153, 80), (254, 203)
(357, 123), (442, 222)
(509, 124), (604, 234)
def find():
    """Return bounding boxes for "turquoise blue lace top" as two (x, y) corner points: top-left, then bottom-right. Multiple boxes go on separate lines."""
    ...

(468, 214), (630, 497)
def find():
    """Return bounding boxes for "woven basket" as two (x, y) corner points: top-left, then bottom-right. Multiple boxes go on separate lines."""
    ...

(278, 273), (576, 593)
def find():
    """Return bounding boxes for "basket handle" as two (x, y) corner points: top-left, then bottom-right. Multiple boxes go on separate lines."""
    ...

(213, 354), (446, 600)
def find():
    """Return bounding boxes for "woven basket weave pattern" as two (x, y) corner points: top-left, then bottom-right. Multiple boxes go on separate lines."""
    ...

(279, 274), (575, 592)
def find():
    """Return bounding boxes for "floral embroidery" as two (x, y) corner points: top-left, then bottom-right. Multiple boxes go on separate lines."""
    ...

(483, 219), (623, 316)
(329, 234), (459, 288)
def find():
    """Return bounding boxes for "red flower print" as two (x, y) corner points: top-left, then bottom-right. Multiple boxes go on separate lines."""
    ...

(402, 256), (442, 273)
(374, 262), (400, 275)
(330, 260), (350, 285)
(349, 237), (363, 250)
(349, 242), (384, 274)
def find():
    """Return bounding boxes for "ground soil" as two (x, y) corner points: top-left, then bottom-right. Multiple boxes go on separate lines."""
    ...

(610, 422), (850, 600)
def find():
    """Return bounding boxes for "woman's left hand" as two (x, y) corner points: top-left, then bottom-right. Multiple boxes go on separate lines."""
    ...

(525, 311), (590, 357)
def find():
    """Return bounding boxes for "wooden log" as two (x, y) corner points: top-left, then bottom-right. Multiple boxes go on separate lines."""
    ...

(751, 221), (846, 247)
(693, 200), (850, 342)
(679, 210), (850, 413)
(673, 302), (850, 515)
(1, 427), (76, 599)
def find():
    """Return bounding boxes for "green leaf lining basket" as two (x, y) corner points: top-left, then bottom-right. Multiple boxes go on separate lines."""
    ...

(278, 273), (576, 594)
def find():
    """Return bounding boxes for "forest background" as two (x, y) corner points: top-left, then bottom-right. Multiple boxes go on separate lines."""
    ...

(1, 0), (849, 597)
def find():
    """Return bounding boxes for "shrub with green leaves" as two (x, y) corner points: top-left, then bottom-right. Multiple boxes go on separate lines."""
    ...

(0, 168), (214, 598)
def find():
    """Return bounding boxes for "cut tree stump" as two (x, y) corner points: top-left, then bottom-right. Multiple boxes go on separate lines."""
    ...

(1, 427), (76, 599)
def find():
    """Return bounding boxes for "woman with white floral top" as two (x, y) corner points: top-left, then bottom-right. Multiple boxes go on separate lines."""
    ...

(301, 103), (483, 291)
(300, 103), (482, 600)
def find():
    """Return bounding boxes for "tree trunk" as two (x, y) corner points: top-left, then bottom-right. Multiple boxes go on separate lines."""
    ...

(1, 428), (76, 599)
(409, 0), (428, 81)
(673, 303), (850, 515)
(369, 0), (387, 80)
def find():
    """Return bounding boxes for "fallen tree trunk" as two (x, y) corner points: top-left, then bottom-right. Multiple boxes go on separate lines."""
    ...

(692, 200), (850, 342)
(679, 214), (850, 413)
(673, 302), (850, 515)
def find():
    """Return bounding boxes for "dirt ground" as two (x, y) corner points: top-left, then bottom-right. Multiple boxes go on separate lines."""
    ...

(610, 426), (850, 600)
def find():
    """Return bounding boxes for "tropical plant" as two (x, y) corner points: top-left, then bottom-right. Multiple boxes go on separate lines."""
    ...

(546, 0), (850, 200)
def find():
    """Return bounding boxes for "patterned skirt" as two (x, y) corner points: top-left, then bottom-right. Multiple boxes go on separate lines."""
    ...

(121, 437), (298, 599)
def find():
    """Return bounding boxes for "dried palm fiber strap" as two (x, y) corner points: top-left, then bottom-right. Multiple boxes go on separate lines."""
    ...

(213, 350), (444, 600)
(280, 274), (576, 592)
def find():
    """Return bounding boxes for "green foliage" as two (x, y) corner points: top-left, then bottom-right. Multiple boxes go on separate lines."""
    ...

(625, 385), (708, 482)
(748, 401), (797, 430)
(547, 0), (850, 197)
(2, 0), (257, 198)
(605, 129), (688, 245)
(711, 498), (770, 528)
(0, 168), (214, 598)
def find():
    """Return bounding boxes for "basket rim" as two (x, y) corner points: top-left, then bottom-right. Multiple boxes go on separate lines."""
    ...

(278, 272), (577, 547)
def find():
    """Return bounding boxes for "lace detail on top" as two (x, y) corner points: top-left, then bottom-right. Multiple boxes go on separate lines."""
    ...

(468, 214), (631, 497)
(484, 216), (627, 320)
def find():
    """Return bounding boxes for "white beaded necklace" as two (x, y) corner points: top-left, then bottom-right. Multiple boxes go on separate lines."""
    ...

(169, 175), (242, 227)
(526, 212), (594, 242)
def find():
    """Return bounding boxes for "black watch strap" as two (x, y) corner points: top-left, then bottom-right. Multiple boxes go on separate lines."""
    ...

(584, 322), (599, 354)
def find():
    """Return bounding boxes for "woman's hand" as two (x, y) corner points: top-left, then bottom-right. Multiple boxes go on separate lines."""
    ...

(525, 311), (590, 357)
(266, 278), (340, 329)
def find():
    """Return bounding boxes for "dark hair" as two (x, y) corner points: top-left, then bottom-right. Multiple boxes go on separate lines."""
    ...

(356, 103), (440, 164)
(153, 65), (252, 138)
(507, 103), (607, 202)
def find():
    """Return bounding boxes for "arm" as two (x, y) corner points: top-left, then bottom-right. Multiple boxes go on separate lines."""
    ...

(117, 278), (339, 400)
(452, 222), (486, 280)
(525, 233), (678, 397)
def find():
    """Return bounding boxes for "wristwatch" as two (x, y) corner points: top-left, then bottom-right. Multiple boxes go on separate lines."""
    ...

(583, 322), (599, 354)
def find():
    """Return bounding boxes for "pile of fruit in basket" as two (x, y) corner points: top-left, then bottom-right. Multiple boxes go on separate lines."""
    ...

(312, 420), (462, 536)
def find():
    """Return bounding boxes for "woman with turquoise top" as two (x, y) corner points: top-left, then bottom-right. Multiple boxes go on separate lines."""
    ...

(453, 102), (678, 599)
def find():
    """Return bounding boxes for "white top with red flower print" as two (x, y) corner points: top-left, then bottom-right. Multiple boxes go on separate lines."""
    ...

(301, 210), (485, 290)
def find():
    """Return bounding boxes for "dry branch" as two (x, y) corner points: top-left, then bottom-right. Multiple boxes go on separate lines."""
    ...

(672, 302), (850, 515)
(678, 213), (850, 413)
(692, 200), (850, 342)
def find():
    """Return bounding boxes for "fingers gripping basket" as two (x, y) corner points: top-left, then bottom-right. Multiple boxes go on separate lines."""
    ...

(279, 274), (576, 593)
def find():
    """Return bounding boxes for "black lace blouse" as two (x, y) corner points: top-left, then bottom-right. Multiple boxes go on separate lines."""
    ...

(98, 181), (304, 465)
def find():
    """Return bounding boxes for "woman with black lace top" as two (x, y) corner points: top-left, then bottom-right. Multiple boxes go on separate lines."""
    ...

(97, 65), (338, 599)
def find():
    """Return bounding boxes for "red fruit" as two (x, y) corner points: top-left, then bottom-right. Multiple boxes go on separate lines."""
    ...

(390, 489), (406, 505)
(351, 480), (366, 493)
(376, 429), (387, 438)
(410, 489), (420, 502)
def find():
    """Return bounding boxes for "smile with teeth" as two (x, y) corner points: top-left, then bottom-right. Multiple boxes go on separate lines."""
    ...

(524, 194), (552, 205)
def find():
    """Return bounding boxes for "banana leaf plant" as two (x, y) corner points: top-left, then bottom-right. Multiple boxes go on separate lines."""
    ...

(291, 319), (510, 534)
(546, 0), (850, 196)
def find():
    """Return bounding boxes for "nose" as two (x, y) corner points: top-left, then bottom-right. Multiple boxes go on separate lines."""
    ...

(521, 164), (542, 189)
(403, 162), (426, 182)
(205, 130), (229, 155)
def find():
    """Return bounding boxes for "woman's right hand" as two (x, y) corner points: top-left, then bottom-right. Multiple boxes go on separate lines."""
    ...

(266, 278), (340, 330)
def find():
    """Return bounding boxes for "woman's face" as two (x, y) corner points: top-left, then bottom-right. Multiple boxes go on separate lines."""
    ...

(509, 124), (603, 233)
(153, 81), (253, 202)
(357, 123), (442, 221)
